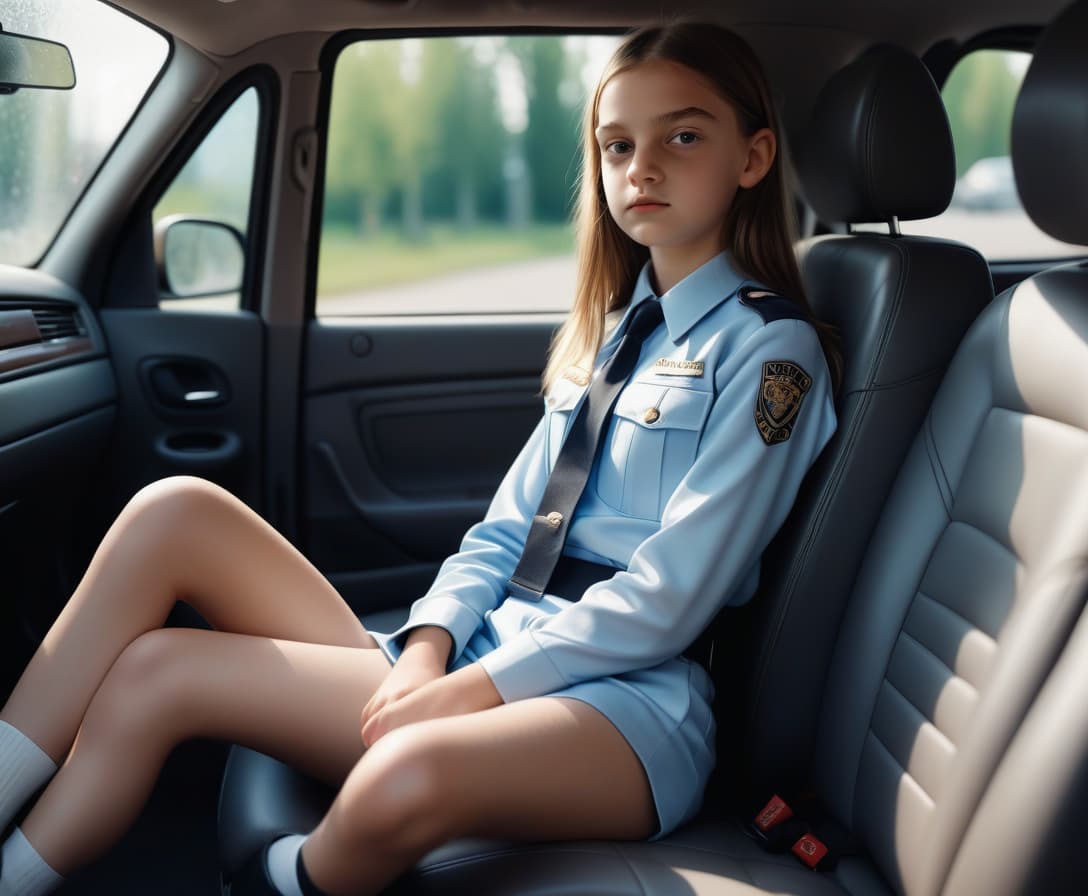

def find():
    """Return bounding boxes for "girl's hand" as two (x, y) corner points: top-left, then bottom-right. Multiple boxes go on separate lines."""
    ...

(360, 626), (452, 738)
(361, 663), (503, 747)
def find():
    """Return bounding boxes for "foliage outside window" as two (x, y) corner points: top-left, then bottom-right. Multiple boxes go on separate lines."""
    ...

(317, 36), (618, 316)
(901, 49), (1087, 260)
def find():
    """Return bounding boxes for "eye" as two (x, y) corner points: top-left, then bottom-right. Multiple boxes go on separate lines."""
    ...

(604, 139), (633, 155)
(669, 131), (700, 146)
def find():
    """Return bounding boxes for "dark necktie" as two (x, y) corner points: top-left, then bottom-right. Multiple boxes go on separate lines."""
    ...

(507, 299), (665, 601)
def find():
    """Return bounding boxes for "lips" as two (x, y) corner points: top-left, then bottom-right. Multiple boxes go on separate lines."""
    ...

(629, 197), (669, 210)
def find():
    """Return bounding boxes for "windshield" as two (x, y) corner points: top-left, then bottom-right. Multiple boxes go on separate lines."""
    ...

(0, 0), (168, 266)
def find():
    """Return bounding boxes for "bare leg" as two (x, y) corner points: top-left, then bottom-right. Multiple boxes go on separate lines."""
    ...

(18, 628), (392, 874)
(302, 697), (657, 895)
(0, 476), (373, 764)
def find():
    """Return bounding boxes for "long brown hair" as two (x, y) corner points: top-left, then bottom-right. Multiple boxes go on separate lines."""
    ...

(543, 22), (840, 393)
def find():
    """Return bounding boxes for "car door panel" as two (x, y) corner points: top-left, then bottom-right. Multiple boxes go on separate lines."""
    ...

(303, 317), (555, 613)
(98, 309), (264, 508)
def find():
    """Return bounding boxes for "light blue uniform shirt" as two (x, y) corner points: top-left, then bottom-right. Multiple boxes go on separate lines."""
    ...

(385, 250), (837, 705)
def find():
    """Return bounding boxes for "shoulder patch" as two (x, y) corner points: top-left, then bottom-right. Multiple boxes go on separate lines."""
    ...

(738, 286), (809, 325)
(754, 360), (812, 445)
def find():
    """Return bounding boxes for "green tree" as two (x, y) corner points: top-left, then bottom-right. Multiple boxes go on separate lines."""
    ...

(326, 42), (399, 234)
(418, 39), (505, 228)
(512, 37), (581, 222)
(942, 51), (1024, 177)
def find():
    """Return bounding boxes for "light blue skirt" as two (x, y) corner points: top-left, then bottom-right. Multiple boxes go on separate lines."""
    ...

(370, 625), (716, 839)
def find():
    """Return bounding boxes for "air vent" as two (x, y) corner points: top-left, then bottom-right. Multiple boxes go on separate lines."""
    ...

(31, 307), (84, 341)
(0, 300), (92, 374)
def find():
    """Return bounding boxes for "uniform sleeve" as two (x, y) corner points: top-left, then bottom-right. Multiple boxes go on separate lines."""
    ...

(476, 319), (837, 702)
(382, 414), (549, 667)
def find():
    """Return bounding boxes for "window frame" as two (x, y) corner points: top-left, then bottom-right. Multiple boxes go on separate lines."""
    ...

(108, 65), (280, 312)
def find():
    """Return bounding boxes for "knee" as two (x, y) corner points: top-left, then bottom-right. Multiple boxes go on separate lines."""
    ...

(82, 630), (193, 744)
(114, 476), (226, 559)
(125, 475), (222, 528)
(335, 727), (454, 851)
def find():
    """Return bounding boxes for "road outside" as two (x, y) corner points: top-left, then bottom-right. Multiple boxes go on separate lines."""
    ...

(317, 207), (1087, 317)
(164, 207), (1086, 316)
(317, 254), (577, 316)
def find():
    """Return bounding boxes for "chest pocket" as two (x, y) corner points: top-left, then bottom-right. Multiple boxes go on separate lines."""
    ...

(596, 380), (713, 520)
(544, 377), (588, 471)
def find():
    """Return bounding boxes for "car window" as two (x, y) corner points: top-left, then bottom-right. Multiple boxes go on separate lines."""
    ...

(899, 49), (1088, 260)
(316, 35), (619, 317)
(0, 0), (168, 267)
(152, 87), (260, 311)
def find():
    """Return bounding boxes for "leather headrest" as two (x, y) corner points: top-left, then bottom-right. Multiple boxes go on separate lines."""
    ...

(1012, 0), (1088, 246)
(796, 44), (955, 224)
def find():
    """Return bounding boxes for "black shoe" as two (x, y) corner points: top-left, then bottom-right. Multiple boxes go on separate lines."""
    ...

(228, 843), (281, 896)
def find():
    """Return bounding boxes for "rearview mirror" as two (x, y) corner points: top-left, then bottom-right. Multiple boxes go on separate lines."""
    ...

(0, 25), (76, 93)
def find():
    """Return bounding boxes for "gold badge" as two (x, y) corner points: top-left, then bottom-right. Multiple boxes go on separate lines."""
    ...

(754, 360), (812, 445)
(563, 366), (590, 386)
(651, 358), (705, 377)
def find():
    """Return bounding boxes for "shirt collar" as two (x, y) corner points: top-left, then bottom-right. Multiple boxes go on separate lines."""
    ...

(627, 250), (749, 343)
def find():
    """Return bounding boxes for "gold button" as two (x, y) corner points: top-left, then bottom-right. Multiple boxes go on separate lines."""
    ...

(644, 407), (661, 424)
(545, 511), (564, 529)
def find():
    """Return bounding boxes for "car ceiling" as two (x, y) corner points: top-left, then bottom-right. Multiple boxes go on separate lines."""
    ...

(105, 0), (1067, 143)
(113, 0), (1064, 59)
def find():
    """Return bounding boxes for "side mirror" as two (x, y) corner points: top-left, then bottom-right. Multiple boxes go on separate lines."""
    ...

(154, 216), (246, 299)
(0, 25), (76, 93)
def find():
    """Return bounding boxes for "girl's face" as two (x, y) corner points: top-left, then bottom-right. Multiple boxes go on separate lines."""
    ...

(596, 59), (774, 287)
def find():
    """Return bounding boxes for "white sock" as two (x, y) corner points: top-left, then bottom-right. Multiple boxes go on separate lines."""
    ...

(265, 833), (306, 896)
(0, 723), (57, 835)
(0, 828), (63, 896)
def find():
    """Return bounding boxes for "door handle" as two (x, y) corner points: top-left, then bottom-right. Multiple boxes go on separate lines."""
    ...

(183, 389), (222, 403)
(142, 358), (230, 410)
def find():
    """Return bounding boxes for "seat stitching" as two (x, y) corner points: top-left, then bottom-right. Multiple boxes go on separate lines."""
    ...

(895, 628), (979, 698)
(881, 674), (958, 756)
(914, 589), (997, 649)
(864, 238), (910, 389)
(608, 842), (650, 895)
(881, 672), (961, 755)
(865, 728), (938, 808)
(923, 415), (953, 513)
(947, 517), (1019, 568)
(853, 364), (943, 393)
(415, 843), (611, 876)
(846, 524), (950, 822)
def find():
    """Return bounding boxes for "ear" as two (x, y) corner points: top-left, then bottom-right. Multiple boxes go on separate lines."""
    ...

(738, 127), (776, 189)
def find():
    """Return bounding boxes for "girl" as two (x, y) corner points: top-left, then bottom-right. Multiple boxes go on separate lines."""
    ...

(0, 21), (837, 896)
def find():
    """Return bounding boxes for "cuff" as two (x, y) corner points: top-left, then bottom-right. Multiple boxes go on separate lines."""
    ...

(387, 594), (483, 668)
(477, 630), (569, 703)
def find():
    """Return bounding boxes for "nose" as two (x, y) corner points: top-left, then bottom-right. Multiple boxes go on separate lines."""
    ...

(627, 144), (661, 186)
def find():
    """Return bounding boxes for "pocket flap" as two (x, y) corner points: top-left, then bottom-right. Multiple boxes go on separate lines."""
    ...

(613, 381), (712, 431)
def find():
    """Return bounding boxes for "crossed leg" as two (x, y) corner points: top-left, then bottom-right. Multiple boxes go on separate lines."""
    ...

(0, 476), (383, 872)
(17, 629), (392, 874)
(2, 475), (376, 766)
(1, 475), (658, 893)
(20, 630), (656, 893)
(303, 696), (657, 895)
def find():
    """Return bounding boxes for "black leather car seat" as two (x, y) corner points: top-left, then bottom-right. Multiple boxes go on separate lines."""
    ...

(731, 43), (994, 802)
(217, 14), (1088, 893)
